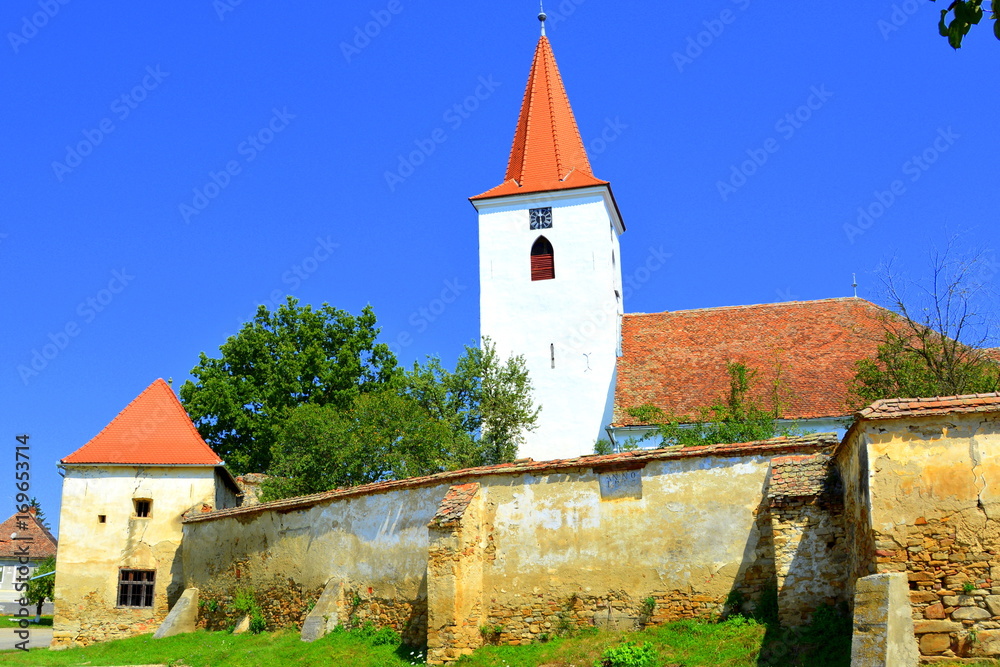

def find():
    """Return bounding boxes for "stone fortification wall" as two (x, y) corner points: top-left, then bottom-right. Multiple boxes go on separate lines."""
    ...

(181, 435), (835, 662)
(841, 402), (1000, 660)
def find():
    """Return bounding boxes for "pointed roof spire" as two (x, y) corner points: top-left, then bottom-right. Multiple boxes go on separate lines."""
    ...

(471, 31), (608, 200)
(61, 378), (223, 466)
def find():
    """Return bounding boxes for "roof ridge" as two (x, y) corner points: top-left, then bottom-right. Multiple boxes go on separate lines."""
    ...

(623, 296), (878, 318)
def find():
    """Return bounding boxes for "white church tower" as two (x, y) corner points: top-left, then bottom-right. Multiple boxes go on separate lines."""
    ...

(470, 13), (625, 461)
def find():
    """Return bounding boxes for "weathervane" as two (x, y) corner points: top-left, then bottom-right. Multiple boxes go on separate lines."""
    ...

(539, 1), (547, 36)
(852, 273), (858, 298)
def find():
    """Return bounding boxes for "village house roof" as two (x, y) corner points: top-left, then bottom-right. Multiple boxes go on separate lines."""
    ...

(0, 509), (57, 560)
(470, 35), (609, 201)
(855, 392), (1000, 420)
(183, 432), (838, 524)
(61, 378), (223, 466)
(613, 297), (890, 427)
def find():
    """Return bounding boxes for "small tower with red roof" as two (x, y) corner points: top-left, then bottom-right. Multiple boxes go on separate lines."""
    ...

(471, 13), (625, 460)
(52, 379), (240, 648)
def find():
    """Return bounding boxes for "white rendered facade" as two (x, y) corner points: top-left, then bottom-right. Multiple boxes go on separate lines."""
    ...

(474, 185), (624, 461)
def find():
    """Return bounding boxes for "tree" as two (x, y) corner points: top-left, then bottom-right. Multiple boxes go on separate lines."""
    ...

(934, 0), (999, 48)
(404, 337), (540, 466)
(626, 362), (799, 449)
(851, 245), (1000, 406)
(25, 556), (55, 623)
(261, 338), (540, 501)
(180, 298), (398, 474)
(27, 497), (49, 530)
(262, 391), (468, 500)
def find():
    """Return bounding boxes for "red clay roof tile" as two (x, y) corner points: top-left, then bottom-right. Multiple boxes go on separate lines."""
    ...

(614, 298), (890, 425)
(0, 510), (57, 560)
(61, 378), (223, 466)
(857, 392), (1000, 420)
(471, 36), (607, 200)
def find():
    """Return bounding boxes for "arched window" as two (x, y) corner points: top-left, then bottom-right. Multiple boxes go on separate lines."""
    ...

(530, 236), (554, 281)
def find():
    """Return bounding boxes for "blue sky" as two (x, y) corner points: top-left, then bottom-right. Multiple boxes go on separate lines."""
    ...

(2, 1), (997, 535)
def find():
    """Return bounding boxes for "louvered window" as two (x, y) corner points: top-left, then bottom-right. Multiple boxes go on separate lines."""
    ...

(531, 236), (554, 281)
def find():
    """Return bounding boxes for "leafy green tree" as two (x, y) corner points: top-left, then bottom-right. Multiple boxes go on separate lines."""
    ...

(262, 338), (540, 501)
(25, 556), (55, 622)
(404, 337), (540, 466)
(180, 298), (397, 474)
(934, 0), (999, 48)
(262, 391), (470, 500)
(627, 362), (799, 449)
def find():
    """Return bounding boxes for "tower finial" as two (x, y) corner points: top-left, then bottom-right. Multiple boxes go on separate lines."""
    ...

(538, 1), (547, 36)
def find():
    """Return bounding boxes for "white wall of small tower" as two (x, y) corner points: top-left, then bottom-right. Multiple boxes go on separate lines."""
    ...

(476, 186), (623, 461)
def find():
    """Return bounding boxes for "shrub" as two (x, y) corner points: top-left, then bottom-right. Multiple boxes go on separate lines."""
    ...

(597, 640), (656, 667)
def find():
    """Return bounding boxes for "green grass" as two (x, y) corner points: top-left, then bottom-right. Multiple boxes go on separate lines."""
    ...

(1, 615), (52, 627)
(0, 615), (851, 667)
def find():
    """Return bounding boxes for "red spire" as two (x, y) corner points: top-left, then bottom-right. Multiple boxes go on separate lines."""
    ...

(472, 36), (607, 200)
(61, 379), (223, 466)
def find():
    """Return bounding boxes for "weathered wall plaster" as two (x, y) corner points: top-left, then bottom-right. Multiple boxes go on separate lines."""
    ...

(52, 465), (223, 647)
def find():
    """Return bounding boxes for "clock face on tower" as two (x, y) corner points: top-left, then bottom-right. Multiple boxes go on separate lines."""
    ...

(529, 207), (553, 230)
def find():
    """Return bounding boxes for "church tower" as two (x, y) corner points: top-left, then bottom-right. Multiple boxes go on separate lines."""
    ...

(470, 13), (625, 461)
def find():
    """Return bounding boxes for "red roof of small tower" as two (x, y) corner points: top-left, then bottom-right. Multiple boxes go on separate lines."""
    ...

(471, 35), (608, 200)
(61, 378), (223, 466)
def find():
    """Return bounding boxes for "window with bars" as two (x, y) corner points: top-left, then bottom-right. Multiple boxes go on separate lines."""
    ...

(133, 499), (151, 518)
(118, 569), (155, 608)
(530, 236), (554, 281)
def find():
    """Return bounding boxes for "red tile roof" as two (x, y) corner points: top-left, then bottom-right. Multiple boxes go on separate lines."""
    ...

(183, 432), (837, 524)
(614, 298), (890, 425)
(429, 482), (480, 528)
(0, 510), (57, 560)
(768, 453), (838, 500)
(471, 36), (608, 200)
(61, 378), (223, 466)
(856, 392), (1000, 420)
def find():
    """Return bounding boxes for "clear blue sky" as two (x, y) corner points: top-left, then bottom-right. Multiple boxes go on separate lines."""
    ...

(2, 2), (996, 536)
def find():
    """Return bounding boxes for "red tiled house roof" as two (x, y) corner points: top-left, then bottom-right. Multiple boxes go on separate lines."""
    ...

(856, 392), (1000, 421)
(613, 297), (891, 426)
(61, 378), (223, 466)
(0, 510), (57, 560)
(470, 35), (610, 201)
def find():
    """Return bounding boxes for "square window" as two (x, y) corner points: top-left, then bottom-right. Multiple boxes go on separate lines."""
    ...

(98, 515), (107, 524)
(529, 207), (552, 230)
(118, 569), (155, 608)
(133, 499), (151, 518)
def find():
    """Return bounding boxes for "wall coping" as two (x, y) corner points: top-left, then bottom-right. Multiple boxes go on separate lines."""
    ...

(182, 433), (838, 525)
